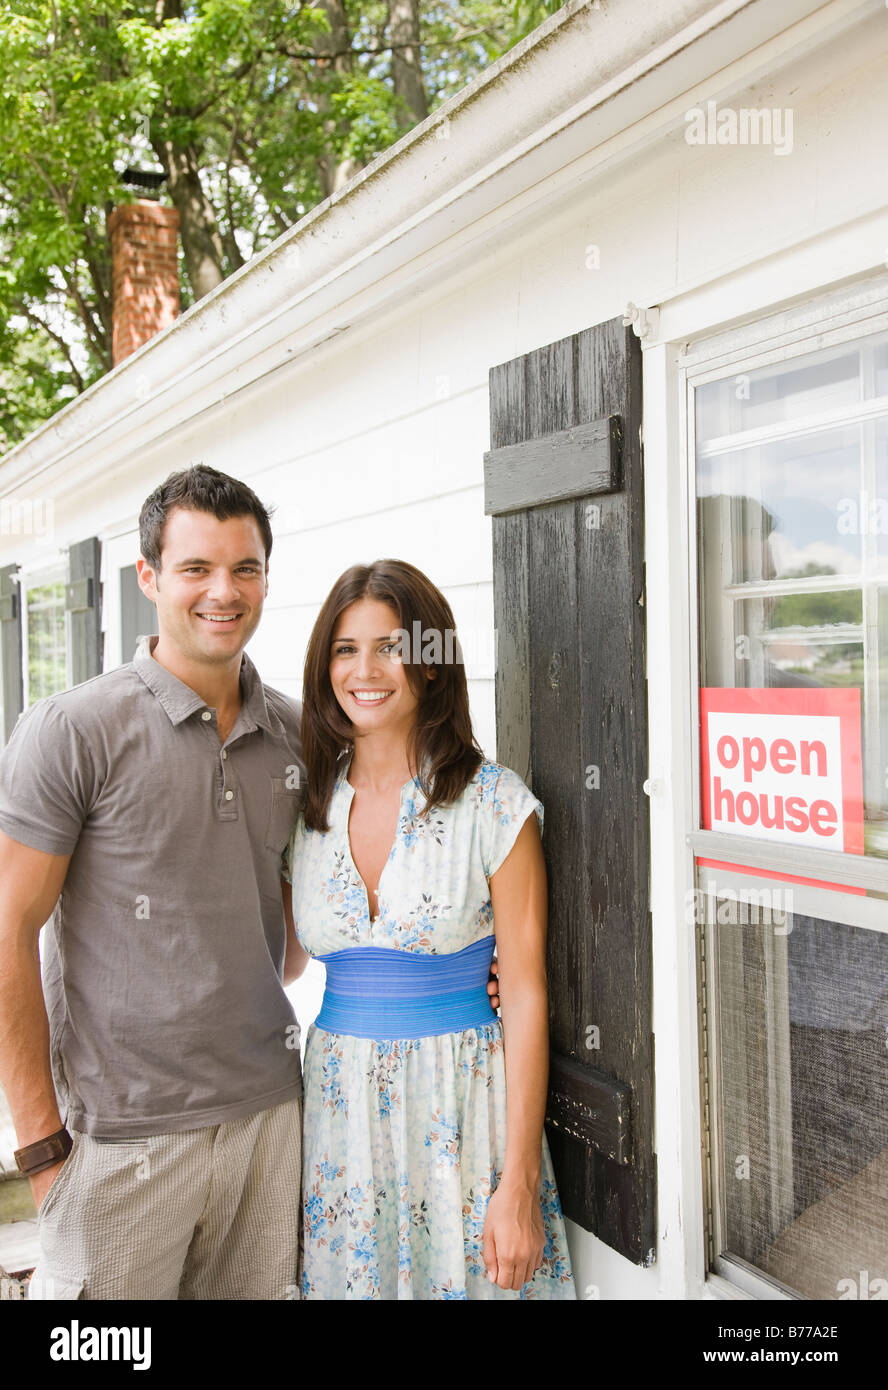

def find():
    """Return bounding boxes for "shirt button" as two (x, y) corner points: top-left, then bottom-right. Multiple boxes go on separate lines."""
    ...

(221, 750), (228, 760)
(201, 711), (212, 721)
(225, 790), (234, 801)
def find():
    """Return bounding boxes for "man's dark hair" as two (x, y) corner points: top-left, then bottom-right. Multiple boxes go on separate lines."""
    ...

(139, 465), (274, 570)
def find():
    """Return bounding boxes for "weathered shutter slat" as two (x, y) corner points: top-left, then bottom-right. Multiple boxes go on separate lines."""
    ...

(484, 417), (621, 515)
(486, 314), (654, 1265)
(67, 538), (102, 686)
(545, 1053), (632, 1163)
(0, 564), (23, 744)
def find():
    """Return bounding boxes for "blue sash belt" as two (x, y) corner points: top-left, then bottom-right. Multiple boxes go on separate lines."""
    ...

(315, 934), (497, 1039)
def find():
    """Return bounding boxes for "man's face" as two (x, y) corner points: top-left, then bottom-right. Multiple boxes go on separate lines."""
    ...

(137, 507), (268, 666)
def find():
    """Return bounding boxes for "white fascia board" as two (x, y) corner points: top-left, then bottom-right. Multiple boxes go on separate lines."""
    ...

(0, 0), (864, 501)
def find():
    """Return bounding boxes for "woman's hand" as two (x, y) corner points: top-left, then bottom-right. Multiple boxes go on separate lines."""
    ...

(482, 1178), (545, 1291)
(484, 812), (549, 1292)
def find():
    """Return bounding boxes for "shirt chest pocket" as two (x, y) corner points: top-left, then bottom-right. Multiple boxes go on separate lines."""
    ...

(265, 777), (301, 853)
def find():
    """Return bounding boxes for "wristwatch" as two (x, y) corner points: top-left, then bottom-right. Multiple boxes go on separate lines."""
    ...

(14, 1127), (73, 1178)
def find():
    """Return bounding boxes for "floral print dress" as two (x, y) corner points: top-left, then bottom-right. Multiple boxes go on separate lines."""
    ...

(284, 757), (576, 1300)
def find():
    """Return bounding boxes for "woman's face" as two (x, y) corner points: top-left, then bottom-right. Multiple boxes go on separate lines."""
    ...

(329, 597), (427, 739)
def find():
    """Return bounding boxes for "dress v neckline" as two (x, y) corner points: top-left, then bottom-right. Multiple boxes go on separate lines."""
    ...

(337, 763), (423, 925)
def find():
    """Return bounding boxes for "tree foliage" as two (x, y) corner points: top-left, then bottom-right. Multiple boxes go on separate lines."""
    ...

(0, 0), (560, 450)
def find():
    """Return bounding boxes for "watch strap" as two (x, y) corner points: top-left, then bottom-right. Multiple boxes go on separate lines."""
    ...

(14, 1127), (73, 1177)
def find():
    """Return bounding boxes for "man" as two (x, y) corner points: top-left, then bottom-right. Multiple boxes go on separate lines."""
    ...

(0, 466), (306, 1299)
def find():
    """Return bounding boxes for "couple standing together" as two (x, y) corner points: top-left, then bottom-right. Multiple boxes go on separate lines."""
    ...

(0, 465), (575, 1301)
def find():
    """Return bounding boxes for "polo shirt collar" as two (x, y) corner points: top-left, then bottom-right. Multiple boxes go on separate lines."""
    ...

(133, 634), (277, 733)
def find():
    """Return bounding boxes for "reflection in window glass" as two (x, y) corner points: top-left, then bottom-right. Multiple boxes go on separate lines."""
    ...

(695, 328), (888, 1299)
(27, 578), (67, 703)
(696, 330), (888, 854)
(695, 348), (860, 440)
(697, 429), (861, 581)
(735, 591), (862, 688)
(703, 889), (888, 1299)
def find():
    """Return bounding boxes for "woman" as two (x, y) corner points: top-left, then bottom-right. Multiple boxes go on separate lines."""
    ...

(281, 559), (575, 1300)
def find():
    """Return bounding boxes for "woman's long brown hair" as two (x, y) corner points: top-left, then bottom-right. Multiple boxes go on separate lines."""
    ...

(301, 559), (483, 831)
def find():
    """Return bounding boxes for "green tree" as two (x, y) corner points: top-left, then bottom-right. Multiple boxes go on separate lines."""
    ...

(0, 0), (561, 448)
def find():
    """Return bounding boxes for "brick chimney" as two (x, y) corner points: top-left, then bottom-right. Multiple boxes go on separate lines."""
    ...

(108, 199), (180, 365)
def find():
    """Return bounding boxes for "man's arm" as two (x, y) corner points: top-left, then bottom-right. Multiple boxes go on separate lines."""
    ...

(0, 830), (72, 1210)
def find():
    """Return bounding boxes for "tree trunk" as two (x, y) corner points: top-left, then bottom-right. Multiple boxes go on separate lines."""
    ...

(314, 0), (364, 198)
(388, 0), (428, 129)
(148, 0), (225, 299)
(153, 139), (226, 300)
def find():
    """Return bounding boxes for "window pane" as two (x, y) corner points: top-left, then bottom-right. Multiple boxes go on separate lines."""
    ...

(731, 590), (863, 689)
(695, 328), (888, 1300)
(696, 332), (888, 855)
(27, 579), (67, 703)
(695, 344), (861, 439)
(697, 428), (861, 581)
(704, 888), (888, 1299)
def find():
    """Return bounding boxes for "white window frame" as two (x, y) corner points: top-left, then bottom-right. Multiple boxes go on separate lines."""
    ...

(678, 273), (888, 1301)
(99, 518), (146, 673)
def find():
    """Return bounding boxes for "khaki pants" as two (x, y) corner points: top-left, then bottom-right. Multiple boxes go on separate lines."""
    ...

(28, 1096), (302, 1300)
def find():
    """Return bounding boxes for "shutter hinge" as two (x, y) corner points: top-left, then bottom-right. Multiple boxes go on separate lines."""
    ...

(65, 577), (94, 613)
(623, 302), (661, 342)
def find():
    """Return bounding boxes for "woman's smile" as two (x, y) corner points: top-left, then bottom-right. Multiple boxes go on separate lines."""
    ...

(348, 688), (395, 706)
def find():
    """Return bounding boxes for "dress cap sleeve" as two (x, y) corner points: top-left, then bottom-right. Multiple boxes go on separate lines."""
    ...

(481, 764), (544, 878)
(281, 813), (305, 884)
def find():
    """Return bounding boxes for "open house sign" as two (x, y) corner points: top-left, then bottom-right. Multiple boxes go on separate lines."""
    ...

(699, 687), (864, 891)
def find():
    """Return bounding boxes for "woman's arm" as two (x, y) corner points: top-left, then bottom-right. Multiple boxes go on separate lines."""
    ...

(482, 813), (548, 1291)
(281, 878), (310, 985)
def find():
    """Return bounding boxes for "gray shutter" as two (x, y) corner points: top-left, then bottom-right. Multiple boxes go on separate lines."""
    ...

(120, 563), (158, 664)
(66, 538), (102, 685)
(0, 564), (24, 743)
(485, 315), (654, 1265)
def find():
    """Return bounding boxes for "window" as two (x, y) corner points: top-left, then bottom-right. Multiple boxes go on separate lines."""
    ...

(23, 562), (68, 706)
(691, 319), (888, 1300)
(696, 331), (888, 853)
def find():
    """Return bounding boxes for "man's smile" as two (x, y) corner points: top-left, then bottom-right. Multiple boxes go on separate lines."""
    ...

(195, 611), (244, 626)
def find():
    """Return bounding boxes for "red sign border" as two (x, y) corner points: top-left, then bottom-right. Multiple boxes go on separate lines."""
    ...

(698, 686), (864, 895)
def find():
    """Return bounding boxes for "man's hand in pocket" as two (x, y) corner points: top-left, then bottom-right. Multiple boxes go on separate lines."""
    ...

(30, 1159), (66, 1213)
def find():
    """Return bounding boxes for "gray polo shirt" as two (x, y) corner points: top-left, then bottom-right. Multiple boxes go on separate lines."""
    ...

(0, 636), (305, 1136)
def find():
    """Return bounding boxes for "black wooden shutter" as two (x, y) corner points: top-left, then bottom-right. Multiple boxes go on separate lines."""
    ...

(485, 315), (654, 1265)
(0, 563), (24, 744)
(66, 538), (102, 685)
